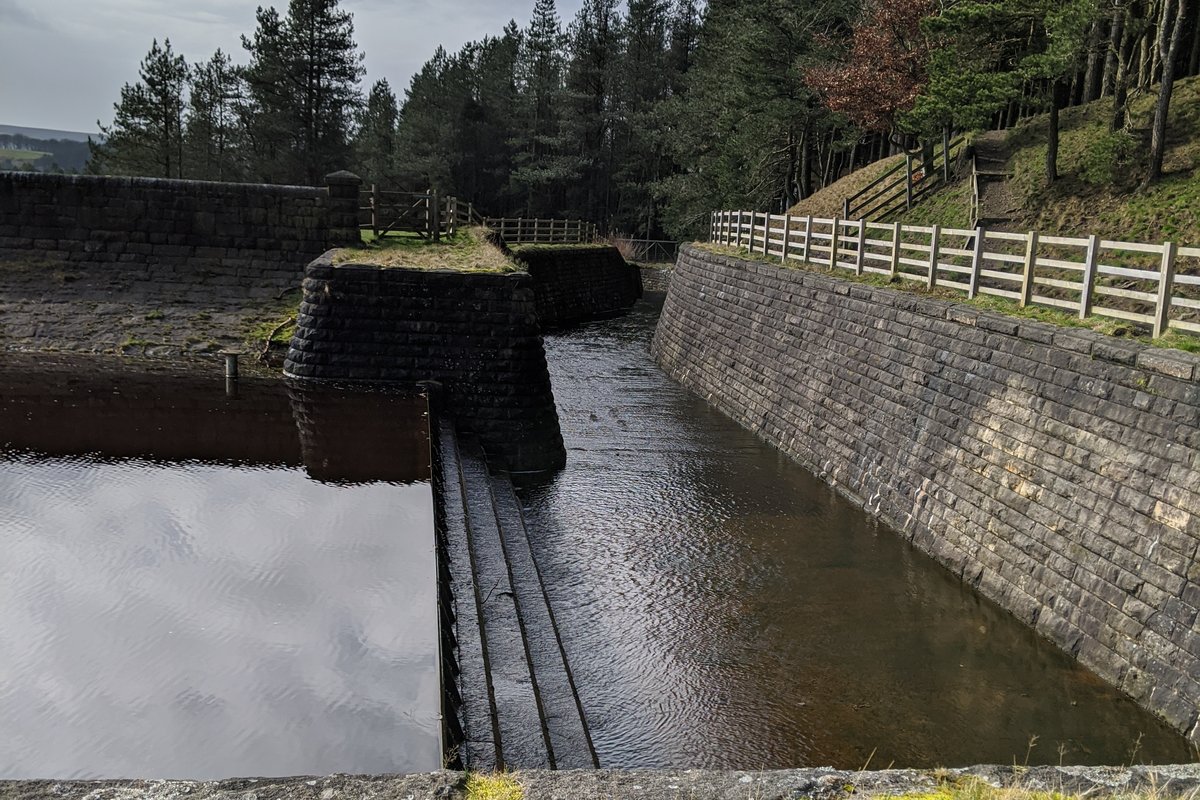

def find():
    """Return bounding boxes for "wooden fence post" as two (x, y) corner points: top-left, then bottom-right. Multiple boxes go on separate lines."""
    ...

(430, 191), (440, 242)
(802, 215), (813, 263)
(1154, 241), (1178, 338)
(905, 154), (914, 210)
(1079, 234), (1100, 319)
(762, 213), (770, 256)
(371, 183), (380, 238)
(968, 226), (986, 299)
(855, 220), (866, 275)
(942, 126), (951, 183)
(843, 197), (850, 220)
(781, 214), (791, 263)
(748, 212), (756, 252)
(890, 221), (901, 278)
(1019, 230), (1038, 307)
(927, 224), (941, 289)
(830, 217), (841, 270)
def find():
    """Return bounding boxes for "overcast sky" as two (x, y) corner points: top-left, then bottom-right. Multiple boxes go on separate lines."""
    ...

(0, 0), (587, 134)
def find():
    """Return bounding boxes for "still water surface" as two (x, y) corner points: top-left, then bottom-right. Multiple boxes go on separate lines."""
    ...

(520, 296), (1196, 770)
(0, 364), (439, 779)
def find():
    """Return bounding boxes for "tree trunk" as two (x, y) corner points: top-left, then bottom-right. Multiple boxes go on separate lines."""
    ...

(1084, 19), (1105, 101)
(799, 124), (813, 199)
(1189, 6), (1200, 75)
(1047, 81), (1064, 183)
(784, 131), (798, 209)
(1102, 2), (1127, 95)
(1112, 9), (1138, 130)
(1148, 0), (1189, 181)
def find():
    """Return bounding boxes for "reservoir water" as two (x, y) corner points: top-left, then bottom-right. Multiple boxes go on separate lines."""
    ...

(519, 295), (1195, 769)
(0, 362), (440, 779)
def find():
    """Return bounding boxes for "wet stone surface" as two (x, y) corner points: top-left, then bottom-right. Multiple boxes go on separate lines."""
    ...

(0, 257), (298, 357)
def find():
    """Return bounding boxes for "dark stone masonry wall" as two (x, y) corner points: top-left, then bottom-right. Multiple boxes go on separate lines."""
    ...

(514, 245), (641, 327)
(640, 265), (672, 293)
(653, 244), (1200, 742)
(0, 171), (348, 290)
(284, 255), (565, 473)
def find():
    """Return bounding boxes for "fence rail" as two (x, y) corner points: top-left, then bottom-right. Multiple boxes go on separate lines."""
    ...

(843, 134), (966, 221)
(610, 237), (679, 264)
(361, 187), (600, 246)
(485, 217), (598, 244)
(711, 210), (1200, 339)
(361, 186), (485, 240)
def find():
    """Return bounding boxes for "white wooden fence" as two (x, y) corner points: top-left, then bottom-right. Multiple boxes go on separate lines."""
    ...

(710, 210), (1200, 339)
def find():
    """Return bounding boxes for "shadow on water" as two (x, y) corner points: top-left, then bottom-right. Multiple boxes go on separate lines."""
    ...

(0, 357), (439, 779)
(519, 295), (1197, 770)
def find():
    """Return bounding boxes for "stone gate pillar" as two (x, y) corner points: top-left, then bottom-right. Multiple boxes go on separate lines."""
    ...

(324, 170), (362, 248)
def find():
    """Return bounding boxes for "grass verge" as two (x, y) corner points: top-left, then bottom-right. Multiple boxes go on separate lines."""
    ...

(338, 226), (518, 273)
(697, 242), (1200, 352)
(883, 775), (1199, 800)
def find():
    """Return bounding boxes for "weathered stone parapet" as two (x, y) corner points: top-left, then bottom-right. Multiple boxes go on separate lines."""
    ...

(6, 764), (1200, 800)
(512, 245), (641, 327)
(0, 171), (342, 287)
(284, 254), (565, 473)
(653, 244), (1200, 743)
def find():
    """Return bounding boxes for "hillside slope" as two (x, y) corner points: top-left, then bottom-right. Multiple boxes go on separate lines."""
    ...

(789, 75), (1200, 245)
(787, 153), (906, 220)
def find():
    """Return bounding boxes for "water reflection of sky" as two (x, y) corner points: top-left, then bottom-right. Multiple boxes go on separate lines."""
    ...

(0, 374), (439, 780)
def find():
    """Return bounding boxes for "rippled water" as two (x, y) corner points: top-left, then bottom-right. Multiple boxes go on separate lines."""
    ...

(0, 363), (439, 779)
(520, 296), (1196, 769)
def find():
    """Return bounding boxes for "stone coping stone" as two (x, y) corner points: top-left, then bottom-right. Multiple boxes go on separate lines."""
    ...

(6, 765), (1200, 800)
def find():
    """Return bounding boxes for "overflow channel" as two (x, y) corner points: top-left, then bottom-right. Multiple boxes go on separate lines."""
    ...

(512, 295), (1193, 769)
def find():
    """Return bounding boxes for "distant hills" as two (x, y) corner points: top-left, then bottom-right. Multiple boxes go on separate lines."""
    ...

(0, 124), (100, 173)
(0, 124), (99, 142)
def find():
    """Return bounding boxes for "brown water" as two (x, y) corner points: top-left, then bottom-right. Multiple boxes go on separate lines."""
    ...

(0, 360), (440, 779)
(519, 296), (1196, 770)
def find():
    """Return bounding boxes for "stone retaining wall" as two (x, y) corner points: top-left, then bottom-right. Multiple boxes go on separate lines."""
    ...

(0, 171), (357, 289)
(653, 244), (1200, 742)
(513, 245), (641, 327)
(640, 265), (672, 293)
(284, 255), (565, 472)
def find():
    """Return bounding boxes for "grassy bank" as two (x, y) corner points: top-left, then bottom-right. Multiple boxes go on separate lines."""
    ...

(696, 241), (1200, 353)
(338, 226), (518, 272)
(789, 75), (1200, 247)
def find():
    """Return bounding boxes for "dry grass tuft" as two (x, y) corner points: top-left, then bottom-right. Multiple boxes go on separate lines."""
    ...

(464, 772), (524, 800)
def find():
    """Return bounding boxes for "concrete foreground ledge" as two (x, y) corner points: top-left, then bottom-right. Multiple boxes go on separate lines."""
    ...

(5, 766), (1200, 800)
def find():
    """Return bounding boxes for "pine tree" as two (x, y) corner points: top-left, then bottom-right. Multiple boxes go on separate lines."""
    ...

(184, 49), (244, 181)
(611, 0), (672, 236)
(396, 46), (458, 191)
(510, 0), (575, 214)
(659, 0), (853, 238)
(563, 0), (622, 222)
(353, 79), (399, 186)
(242, 0), (365, 184)
(90, 38), (188, 178)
